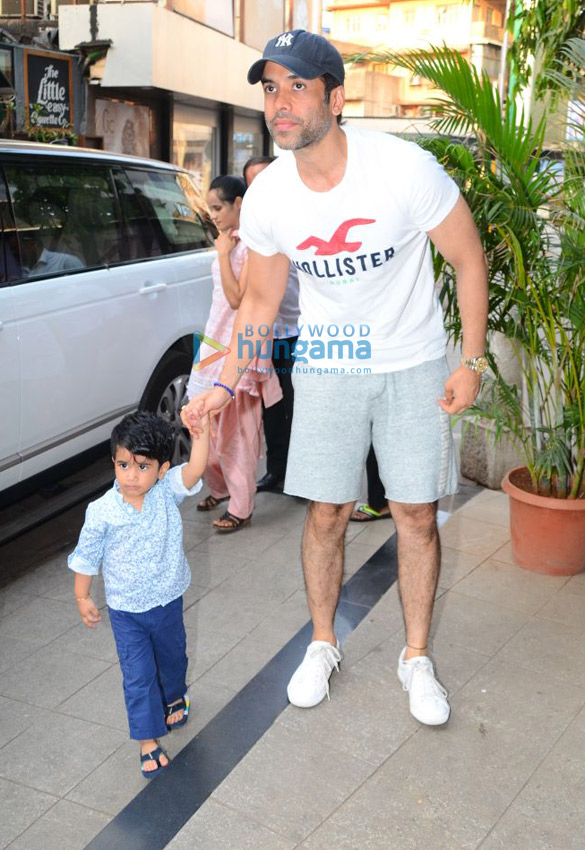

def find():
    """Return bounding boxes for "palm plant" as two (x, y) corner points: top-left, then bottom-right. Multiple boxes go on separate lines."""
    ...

(359, 39), (585, 498)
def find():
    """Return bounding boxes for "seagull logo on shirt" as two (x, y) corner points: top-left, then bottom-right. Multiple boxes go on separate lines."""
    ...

(296, 219), (376, 256)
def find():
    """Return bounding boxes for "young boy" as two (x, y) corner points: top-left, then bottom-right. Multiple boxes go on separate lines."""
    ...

(69, 410), (209, 778)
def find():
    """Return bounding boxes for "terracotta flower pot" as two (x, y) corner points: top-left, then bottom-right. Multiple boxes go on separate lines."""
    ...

(502, 466), (585, 576)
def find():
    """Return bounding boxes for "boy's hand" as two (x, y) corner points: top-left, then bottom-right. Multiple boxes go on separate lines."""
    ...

(182, 406), (212, 439)
(181, 388), (231, 434)
(77, 598), (102, 629)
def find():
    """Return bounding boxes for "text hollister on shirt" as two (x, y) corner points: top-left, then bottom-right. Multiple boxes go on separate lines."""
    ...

(292, 246), (395, 280)
(292, 218), (395, 281)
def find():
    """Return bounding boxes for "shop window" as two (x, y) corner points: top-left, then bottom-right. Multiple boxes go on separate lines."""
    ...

(403, 8), (415, 27)
(233, 131), (263, 178)
(5, 164), (122, 279)
(173, 121), (216, 194)
(124, 168), (211, 255)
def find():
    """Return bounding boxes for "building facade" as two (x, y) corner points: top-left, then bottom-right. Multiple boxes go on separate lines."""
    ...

(324, 0), (507, 120)
(0, 1), (322, 187)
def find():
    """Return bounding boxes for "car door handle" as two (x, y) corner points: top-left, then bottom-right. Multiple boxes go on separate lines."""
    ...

(139, 283), (167, 295)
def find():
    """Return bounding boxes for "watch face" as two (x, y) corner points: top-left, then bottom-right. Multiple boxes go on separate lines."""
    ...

(462, 356), (488, 373)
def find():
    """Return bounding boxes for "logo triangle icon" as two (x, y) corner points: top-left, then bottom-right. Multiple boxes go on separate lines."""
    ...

(192, 332), (231, 372)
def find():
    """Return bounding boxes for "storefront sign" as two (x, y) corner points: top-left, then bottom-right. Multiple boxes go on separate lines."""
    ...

(96, 99), (151, 157)
(24, 50), (73, 129)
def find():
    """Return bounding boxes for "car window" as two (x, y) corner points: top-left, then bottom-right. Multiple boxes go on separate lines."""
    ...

(113, 169), (163, 261)
(5, 163), (123, 279)
(124, 168), (211, 254)
(0, 169), (21, 284)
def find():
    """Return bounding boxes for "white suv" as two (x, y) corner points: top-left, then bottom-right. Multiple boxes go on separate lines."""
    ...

(0, 141), (215, 495)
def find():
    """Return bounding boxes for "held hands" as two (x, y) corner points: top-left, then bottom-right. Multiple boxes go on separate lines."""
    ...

(215, 229), (236, 257)
(77, 597), (102, 629)
(180, 387), (232, 436)
(183, 409), (211, 440)
(438, 365), (481, 415)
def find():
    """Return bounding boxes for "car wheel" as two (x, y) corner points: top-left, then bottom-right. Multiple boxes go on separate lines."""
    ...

(140, 350), (193, 466)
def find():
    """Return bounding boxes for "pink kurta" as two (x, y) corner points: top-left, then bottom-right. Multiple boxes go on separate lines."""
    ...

(187, 234), (282, 519)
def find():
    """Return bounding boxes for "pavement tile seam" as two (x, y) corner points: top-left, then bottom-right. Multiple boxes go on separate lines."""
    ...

(45, 628), (120, 665)
(488, 611), (585, 687)
(61, 739), (131, 809)
(473, 700), (585, 850)
(447, 583), (558, 619)
(2, 798), (62, 850)
(2, 485), (503, 849)
(0, 638), (46, 674)
(279, 682), (425, 770)
(291, 724), (428, 848)
(212, 749), (379, 844)
(206, 799), (306, 847)
(432, 589), (533, 655)
(50, 704), (129, 737)
(0, 772), (61, 801)
(0, 610), (112, 670)
(193, 587), (306, 665)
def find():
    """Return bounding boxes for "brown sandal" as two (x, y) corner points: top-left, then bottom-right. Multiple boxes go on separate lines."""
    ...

(197, 494), (229, 512)
(213, 510), (252, 533)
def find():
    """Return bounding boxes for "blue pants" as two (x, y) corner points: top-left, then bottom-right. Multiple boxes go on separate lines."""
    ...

(109, 596), (187, 741)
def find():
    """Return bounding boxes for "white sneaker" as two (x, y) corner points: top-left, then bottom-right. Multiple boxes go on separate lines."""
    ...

(397, 647), (450, 726)
(287, 640), (343, 708)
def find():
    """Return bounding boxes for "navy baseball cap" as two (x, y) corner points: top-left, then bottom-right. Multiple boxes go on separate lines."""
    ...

(247, 29), (345, 86)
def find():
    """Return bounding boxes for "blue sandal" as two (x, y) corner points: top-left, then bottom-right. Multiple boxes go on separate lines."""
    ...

(140, 745), (169, 779)
(165, 694), (190, 730)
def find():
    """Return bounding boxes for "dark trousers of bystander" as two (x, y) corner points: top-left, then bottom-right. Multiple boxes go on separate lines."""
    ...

(263, 336), (298, 481)
(366, 444), (386, 512)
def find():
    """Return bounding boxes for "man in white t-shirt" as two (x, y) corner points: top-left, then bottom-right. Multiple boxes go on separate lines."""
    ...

(183, 30), (488, 726)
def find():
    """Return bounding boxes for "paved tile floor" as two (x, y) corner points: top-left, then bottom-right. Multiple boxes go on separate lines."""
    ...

(1, 484), (584, 849)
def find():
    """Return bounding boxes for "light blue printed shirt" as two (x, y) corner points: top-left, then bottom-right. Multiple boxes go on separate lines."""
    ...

(68, 465), (202, 613)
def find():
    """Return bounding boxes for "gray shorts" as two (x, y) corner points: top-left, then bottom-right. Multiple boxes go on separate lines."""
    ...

(284, 357), (458, 505)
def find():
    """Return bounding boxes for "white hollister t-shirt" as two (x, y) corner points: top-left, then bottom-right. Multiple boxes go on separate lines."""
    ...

(239, 125), (460, 373)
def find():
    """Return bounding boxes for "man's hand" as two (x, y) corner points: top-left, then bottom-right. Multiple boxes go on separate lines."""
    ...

(77, 598), (102, 629)
(181, 387), (232, 435)
(438, 365), (481, 415)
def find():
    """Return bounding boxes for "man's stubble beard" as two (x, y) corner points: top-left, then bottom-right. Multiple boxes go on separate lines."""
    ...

(267, 109), (332, 151)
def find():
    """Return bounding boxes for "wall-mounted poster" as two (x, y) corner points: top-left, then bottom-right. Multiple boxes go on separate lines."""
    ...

(95, 99), (151, 157)
(171, 0), (234, 37)
(24, 50), (73, 130)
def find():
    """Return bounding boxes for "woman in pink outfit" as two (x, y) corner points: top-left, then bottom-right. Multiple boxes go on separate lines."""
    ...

(186, 175), (281, 532)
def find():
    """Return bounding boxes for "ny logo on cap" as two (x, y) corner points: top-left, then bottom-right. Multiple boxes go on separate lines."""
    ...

(275, 33), (294, 48)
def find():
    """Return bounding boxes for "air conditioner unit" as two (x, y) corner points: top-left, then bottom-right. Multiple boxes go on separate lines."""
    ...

(33, 0), (50, 17)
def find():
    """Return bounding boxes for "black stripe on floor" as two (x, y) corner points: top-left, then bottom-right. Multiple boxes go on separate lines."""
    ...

(84, 498), (476, 850)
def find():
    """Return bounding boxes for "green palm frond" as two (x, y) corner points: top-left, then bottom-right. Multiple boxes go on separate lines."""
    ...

(350, 39), (585, 498)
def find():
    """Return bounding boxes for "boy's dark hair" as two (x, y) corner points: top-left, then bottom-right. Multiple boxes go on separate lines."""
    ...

(110, 411), (174, 465)
(243, 155), (276, 185)
(209, 175), (246, 204)
(322, 72), (343, 125)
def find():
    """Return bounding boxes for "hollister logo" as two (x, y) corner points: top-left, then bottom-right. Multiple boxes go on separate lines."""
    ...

(297, 219), (376, 256)
(275, 33), (294, 48)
